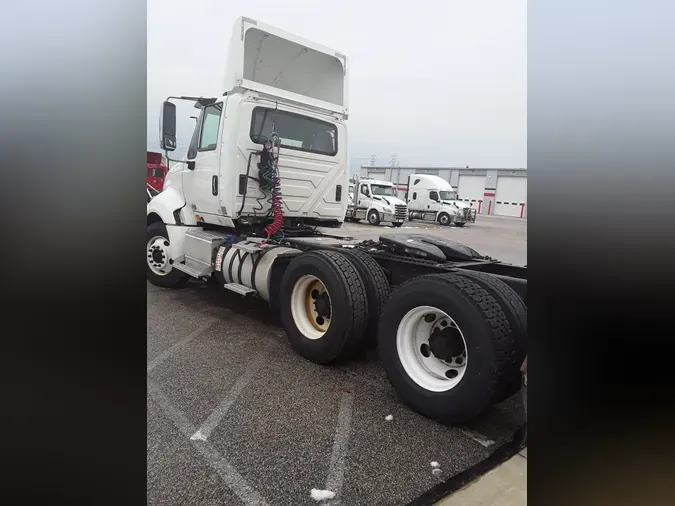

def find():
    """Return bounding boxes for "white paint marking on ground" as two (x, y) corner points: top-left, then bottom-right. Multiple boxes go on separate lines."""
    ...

(190, 430), (207, 441)
(148, 380), (269, 506)
(323, 390), (354, 505)
(190, 348), (271, 441)
(147, 319), (217, 373)
(459, 428), (496, 448)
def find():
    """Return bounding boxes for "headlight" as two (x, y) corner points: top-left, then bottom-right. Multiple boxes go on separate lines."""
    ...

(383, 207), (392, 213)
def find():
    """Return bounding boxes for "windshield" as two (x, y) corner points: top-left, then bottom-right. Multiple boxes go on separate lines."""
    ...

(371, 184), (395, 197)
(439, 191), (457, 200)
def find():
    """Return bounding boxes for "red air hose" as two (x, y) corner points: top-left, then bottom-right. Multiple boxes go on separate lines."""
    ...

(261, 133), (284, 244)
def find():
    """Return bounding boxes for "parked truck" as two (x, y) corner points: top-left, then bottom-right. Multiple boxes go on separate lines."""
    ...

(344, 176), (407, 226)
(147, 151), (168, 202)
(406, 173), (477, 226)
(147, 16), (527, 423)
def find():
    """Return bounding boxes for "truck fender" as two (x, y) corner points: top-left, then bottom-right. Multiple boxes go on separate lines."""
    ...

(147, 188), (197, 263)
(147, 187), (197, 227)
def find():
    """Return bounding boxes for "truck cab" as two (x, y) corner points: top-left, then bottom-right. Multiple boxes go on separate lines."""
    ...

(345, 177), (407, 226)
(406, 174), (477, 226)
(149, 16), (349, 236)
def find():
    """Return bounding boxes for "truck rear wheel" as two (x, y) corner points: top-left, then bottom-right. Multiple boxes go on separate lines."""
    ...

(279, 250), (368, 364)
(338, 248), (391, 345)
(454, 270), (527, 402)
(146, 222), (190, 288)
(378, 273), (519, 423)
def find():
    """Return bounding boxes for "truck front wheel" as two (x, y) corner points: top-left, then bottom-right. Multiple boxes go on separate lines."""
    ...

(279, 250), (368, 364)
(367, 209), (381, 226)
(438, 213), (451, 226)
(378, 273), (519, 423)
(146, 221), (190, 288)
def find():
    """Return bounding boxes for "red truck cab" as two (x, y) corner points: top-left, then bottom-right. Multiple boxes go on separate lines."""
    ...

(147, 151), (168, 192)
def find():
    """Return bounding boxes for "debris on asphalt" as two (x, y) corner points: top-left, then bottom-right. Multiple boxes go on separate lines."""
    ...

(432, 468), (442, 476)
(310, 489), (336, 501)
(385, 414), (393, 421)
(430, 461), (440, 468)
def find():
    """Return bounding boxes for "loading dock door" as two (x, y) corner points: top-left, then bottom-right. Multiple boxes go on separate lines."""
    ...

(494, 176), (527, 217)
(457, 175), (485, 212)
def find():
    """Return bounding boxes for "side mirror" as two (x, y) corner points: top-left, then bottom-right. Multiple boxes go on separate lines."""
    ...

(160, 101), (177, 152)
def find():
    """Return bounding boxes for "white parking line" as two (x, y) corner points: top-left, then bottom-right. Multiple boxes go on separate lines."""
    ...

(148, 380), (269, 506)
(323, 389), (354, 505)
(147, 318), (217, 373)
(190, 348), (272, 441)
(459, 428), (495, 448)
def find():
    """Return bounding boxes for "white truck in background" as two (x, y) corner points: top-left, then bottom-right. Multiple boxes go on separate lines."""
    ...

(147, 16), (527, 425)
(344, 176), (407, 226)
(406, 173), (477, 226)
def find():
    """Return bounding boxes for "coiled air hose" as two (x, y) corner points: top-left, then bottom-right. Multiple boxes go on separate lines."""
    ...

(258, 133), (284, 244)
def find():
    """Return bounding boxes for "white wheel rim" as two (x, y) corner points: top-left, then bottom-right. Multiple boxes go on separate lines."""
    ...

(396, 305), (468, 392)
(147, 235), (172, 276)
(440, 215), (448, 225)
(290, 275), (332, 340)
(369, 213), (377, 224)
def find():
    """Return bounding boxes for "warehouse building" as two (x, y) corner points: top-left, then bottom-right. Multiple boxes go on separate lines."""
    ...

(359, 165), (528, 218)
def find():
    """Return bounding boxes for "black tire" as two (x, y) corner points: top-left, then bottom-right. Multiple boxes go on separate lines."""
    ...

(279, 250), (368, 364)
(455, 222), (466, 227)
(453, 270), (527, 402)
(438, 213), (451, 226)
(146, 221), (190, 288)
(392, 222), (403, 228)
(378, 273), (519, 423)
(338, 248), (391, 345)
(367, 209), (381, 226)
(408, 212), (414, 222)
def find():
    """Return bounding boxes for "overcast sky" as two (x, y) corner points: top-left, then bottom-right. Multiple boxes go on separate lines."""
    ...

(148, 0), (526, 170)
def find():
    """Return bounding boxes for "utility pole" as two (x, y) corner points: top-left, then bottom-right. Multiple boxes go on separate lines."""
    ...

(390, 153), (401, 195)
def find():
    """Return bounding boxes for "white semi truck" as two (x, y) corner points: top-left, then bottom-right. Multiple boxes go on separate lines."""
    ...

(406, 173), (477, 226)
(344, 176), (407, 226)
(147, 16), (527, 423)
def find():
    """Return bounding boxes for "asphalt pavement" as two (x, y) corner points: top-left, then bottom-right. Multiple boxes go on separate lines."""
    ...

(147, 216), (527, 506)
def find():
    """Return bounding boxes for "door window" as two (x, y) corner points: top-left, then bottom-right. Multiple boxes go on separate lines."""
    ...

(199, 104), (222, 151)
(429, 191), (439, 201)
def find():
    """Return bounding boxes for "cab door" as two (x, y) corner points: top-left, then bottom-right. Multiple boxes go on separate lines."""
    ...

(428, 190), (442, 216)
(183, 101), (225, 217)
(356, 183), (372, 219)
